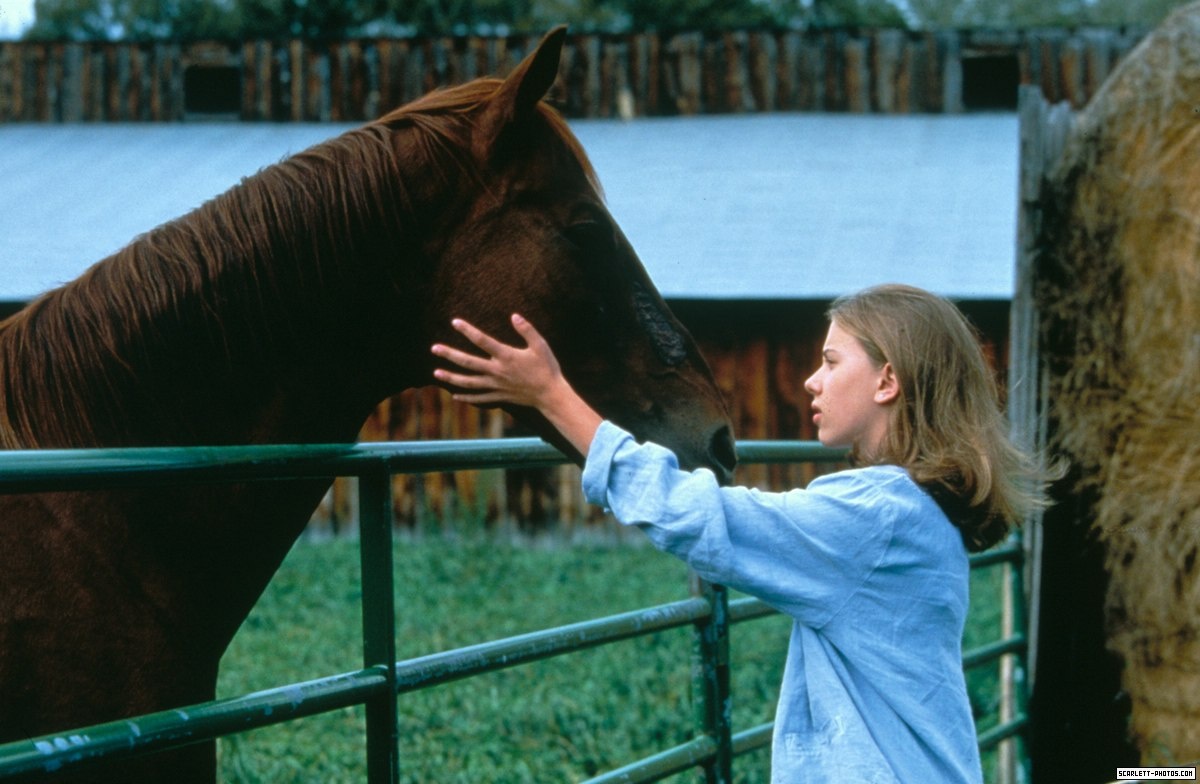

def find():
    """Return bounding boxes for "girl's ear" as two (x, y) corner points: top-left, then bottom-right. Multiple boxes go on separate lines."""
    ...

(875, 363), (900, 404)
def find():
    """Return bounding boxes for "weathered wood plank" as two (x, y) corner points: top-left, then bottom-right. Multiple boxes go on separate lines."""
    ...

(0, 43), (12, 121)
(845, 37), (868, 112)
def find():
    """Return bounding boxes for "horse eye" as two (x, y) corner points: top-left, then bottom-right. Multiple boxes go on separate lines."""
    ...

(564, 220), (615, 254)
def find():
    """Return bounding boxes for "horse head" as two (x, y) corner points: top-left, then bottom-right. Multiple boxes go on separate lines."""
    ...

(400, 28), (736, 481)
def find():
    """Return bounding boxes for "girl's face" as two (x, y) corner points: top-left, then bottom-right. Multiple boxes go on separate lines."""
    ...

(803, 320), (897, 457)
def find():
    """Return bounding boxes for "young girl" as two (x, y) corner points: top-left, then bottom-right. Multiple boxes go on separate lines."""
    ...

(431, 283), (1043, 783)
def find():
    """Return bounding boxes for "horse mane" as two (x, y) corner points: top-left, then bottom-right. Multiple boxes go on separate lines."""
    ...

(0, 78), (597, 450)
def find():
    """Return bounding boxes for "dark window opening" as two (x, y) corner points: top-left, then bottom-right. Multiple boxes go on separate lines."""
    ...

(184, 65), (241, 116)
(962, 55), (1020, 111)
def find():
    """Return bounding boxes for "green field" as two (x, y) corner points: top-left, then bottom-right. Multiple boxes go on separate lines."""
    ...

(217, 534), (1011, 783)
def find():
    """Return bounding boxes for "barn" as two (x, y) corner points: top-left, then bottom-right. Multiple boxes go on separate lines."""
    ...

(0, 110), (1017, 531)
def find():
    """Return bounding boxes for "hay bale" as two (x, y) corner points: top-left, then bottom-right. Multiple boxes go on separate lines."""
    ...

(1035, 1), (1200, 764)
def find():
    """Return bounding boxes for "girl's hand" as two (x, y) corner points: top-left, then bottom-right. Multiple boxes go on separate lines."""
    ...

(431, 314), (561, 409)
(431, 314), (602, 454)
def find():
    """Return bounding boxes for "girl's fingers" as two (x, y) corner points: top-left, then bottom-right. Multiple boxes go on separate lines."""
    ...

(431, 343), (490, 372)
(452, 318), (508, 357)
(432, 317), (553, 407)
(451, 391), (506, 405)
(511, 314), (550, 353)
(432, 368), (495, 390)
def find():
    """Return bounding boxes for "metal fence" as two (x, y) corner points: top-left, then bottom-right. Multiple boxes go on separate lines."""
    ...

(0, 438), (1028, 782)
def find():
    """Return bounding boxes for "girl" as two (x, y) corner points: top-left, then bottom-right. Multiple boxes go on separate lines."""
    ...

(430, 283), (1044, 783)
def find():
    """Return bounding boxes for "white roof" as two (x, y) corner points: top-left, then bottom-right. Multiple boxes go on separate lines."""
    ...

(0, 113), (1018, 302)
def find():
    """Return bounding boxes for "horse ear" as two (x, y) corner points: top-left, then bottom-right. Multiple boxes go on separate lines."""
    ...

(475, 25), (567, 159)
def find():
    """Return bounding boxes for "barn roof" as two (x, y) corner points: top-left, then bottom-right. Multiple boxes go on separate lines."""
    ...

(0, 113), (1017, 303)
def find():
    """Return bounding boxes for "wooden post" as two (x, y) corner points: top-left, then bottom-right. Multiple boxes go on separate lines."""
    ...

(286, 39), (301, 121)
(0, 44), (11, 121)
(671, 32), (702, 115)
(127, 44), (141, 120)
(823, 30), (844, 111)
(329, 42), (345, 122)
(1038, 33), (1062, 105)
(940, 31), (962, 113)
(150, 43), (166, 120)
(66, 43), (81, 120)
(1013, 83), (1068, 724)
(776, 32), (798, 111)
(1010, 85), (1064, 784)
(581, 34), (600, 117)
(258, 40), (272, 120)
(309, 45), (330, 122)
(402, 40), (423, 112)
(378, 39), (399, 114)
(630, 33), (651, 117)
(599, 37), (617, 117)
(874, 29), (902, 113)
(799, 32), (823, 110)
(363, 41), (380, 120)
(1082, 31), (1112, 104)
(845, 37), (868, 112)
(36, 43), (48, 120)
(346, 40), (365, 121)
(85, 45), (101, 120)
(1060, 37), (1084, 108)
(240, 41), (254, 119)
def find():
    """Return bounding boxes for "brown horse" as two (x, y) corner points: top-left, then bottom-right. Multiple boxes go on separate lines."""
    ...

(0, 28), (734, 783)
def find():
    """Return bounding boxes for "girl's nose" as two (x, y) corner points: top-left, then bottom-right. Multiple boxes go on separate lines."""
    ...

(803, 371), (819, 396)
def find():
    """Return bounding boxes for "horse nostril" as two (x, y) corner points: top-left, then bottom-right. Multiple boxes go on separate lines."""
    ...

(708, 425), (737, 485)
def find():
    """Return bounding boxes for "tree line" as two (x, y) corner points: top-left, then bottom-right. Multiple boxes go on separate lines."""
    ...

(25, 0), (1192, 41)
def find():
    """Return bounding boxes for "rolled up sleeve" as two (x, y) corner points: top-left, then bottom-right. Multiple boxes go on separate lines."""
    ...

(581, 421), (894, 628)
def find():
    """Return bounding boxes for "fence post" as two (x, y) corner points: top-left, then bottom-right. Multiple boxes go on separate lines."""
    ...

(1003, 548), (1031, 784)
(690, 574), (732, 783)
(1012, 84), (1073, 783)
(359, 470), (399, 784)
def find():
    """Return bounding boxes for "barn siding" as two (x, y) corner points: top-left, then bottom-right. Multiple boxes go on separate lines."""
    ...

(0, 28), (1147, 123)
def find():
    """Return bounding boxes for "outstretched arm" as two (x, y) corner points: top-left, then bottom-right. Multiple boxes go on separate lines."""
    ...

(431, 314), (603, 456)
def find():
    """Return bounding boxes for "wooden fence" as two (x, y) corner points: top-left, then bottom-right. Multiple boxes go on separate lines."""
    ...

(0, 27), (1146, 123)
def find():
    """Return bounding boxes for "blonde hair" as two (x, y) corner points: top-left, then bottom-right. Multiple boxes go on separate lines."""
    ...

(828, 284), (1045, 552)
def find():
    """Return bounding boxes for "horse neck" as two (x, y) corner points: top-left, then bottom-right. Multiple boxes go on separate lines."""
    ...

(0, 125), (442, 450)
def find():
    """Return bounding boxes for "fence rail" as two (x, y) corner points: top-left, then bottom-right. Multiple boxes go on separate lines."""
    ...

(0, 438), (1028, 782)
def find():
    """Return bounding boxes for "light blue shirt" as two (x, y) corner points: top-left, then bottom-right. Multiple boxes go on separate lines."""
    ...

(582, 421), (982, 784)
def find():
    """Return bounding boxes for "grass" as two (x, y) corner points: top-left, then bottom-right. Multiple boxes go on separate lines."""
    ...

(216, 534), (1016, 783)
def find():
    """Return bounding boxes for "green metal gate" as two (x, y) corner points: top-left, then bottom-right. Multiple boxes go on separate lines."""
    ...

(0, 439), (1029, 782)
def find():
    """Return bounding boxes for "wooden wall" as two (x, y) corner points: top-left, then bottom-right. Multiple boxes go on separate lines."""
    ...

(0, 27), (1145, 123)
(311, 299), (1011, 535)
